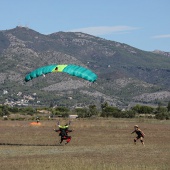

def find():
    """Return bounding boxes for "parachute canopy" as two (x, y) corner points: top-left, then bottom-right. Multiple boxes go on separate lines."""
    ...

(25, 64), (97, 82)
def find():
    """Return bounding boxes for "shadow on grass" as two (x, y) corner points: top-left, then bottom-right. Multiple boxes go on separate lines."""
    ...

(0, 143), (63, 146)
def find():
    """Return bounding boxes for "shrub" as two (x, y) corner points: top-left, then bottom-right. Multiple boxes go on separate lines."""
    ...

(155, 112), (170, 120)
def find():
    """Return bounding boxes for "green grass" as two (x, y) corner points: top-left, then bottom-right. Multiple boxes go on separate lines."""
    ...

(0, 118), (170, 170)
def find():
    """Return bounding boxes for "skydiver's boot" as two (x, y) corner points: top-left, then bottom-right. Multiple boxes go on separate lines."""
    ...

(65, 136), (71, 145)
(141, 140), (145, 146)
(59, 138), (63, 144)
(134, 139), (137, 145)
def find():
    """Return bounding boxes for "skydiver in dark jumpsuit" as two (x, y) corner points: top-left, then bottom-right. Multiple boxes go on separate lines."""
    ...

(54, 124), (72, 145)
(131, 125), (145, 145)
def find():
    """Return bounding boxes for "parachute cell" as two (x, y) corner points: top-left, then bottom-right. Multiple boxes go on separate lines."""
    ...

(25, 64), (97, 82)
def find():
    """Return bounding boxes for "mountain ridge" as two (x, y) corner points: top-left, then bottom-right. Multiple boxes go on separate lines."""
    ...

(0, 26), (170, 108)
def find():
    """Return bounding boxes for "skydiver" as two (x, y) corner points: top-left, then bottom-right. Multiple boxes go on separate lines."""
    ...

(131, 125), (145, 145)
(36, 116), (40, 123)
(54, 122), (73, 145)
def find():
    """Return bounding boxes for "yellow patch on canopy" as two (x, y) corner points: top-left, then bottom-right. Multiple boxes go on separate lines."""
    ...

(52, 65), (67, 72)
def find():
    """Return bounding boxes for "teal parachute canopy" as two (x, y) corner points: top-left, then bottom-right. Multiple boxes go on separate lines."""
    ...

(25, 64), (97, 82)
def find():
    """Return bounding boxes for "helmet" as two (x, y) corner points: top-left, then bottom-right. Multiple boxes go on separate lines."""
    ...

(134, 125), (138, 128)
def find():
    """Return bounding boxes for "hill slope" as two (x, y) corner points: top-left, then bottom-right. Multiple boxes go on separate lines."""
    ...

(0, 26), (170, 108)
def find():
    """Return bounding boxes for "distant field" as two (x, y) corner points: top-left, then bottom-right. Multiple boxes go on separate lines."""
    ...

(0, 118), (170, 170)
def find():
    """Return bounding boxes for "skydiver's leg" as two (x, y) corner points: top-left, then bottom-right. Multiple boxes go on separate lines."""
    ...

(134, 136), (139, 145)
(60, 137), (64, 144)
(65, 136), (71, 144)
(140, 137), (145, 145)
(134, 138), (137, 145)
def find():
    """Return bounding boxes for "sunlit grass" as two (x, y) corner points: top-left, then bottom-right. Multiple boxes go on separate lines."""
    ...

(0, 118), (170, 170)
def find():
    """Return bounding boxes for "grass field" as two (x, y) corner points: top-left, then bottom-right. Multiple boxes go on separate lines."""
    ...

(0, 118), (170, 170)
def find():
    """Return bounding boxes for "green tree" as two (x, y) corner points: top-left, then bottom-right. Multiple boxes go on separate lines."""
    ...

(55, 107), (69, 112)
(101, 105), (120, 117)
(101, 102), (108, 111)
(1, 105), (10, 116)
(155, 112), (170, 120)
(0, 107), (3, 116)
(8, 106), (19, 113)
(167, 101), (170, 112)
(121, 110), (136, 118)
(54, 107), (70, 117)
(132, 104), (154, 114)
(88, 105), (98, 117)
(75, 108), (88, 118)
(131, 104), (141, 113)
(156, 106), (167, 113)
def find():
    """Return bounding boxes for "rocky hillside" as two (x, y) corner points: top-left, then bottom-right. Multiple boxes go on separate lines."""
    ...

(0, 26), (170, 108)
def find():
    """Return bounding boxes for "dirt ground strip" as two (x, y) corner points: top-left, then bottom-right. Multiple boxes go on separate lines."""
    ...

(0, 118), (170, 170)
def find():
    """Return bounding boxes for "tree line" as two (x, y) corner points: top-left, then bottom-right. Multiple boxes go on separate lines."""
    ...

(1, 101), (170, 120)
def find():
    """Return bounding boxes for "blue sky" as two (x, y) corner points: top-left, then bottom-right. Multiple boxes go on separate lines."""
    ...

(0, 0), (170, 52)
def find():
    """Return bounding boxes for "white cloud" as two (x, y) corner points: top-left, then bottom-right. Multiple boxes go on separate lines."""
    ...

(69, 26), (140, 36)
(152, 34), (170, 39)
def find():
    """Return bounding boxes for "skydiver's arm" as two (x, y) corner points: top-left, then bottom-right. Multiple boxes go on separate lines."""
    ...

(67, 129), (73, 133)
(131, 130), (135, 134)
(53, 129), (60, 132)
